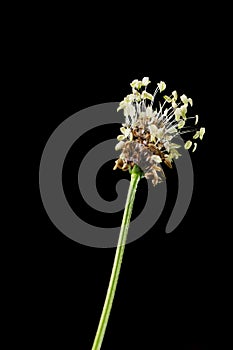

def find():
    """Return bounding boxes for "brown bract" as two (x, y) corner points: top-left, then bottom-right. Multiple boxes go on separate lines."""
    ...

(113, 126), (173, 186)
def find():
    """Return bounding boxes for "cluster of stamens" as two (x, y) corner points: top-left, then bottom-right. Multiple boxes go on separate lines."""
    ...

(114, 77), (205, 186)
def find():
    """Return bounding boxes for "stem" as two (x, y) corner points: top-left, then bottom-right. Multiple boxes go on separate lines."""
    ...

(91, 166), (142, 350)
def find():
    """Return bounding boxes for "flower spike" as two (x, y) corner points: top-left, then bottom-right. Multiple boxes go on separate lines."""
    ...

(114, 77), (205, 186)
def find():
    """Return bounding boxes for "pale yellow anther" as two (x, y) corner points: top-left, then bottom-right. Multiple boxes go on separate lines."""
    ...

(192, 142), (197, 152)
(200, 127), (205, 140)
(157, 81), (166, 92)
(184, 140), (192, 150)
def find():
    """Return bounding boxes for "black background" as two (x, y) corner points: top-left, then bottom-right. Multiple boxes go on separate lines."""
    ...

(28, 3), (228, 350)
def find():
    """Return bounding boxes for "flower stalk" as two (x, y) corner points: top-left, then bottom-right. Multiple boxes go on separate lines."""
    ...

(91, 77), (205, 349)
(91, 165), (142, 350)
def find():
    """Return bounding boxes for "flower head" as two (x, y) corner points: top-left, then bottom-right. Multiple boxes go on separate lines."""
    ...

(114, 77), (205, 186)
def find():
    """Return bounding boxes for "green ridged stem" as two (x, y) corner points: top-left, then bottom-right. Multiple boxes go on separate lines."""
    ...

(91, 165), (142, 350)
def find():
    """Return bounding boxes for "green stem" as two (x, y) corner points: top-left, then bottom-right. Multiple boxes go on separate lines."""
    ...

(91, 166), (142, 350)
